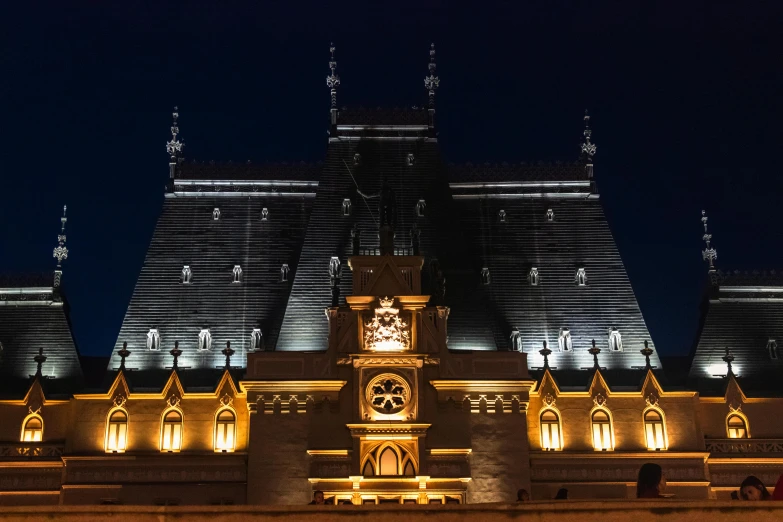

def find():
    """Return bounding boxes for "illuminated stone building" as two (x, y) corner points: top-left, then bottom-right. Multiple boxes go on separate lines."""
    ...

(1, 46), (782, 506)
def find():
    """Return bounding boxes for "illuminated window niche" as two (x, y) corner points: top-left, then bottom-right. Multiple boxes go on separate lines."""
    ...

(361, 442), (417, 477)
(160, 409), (183, 452)
(21, 414), (43, 442)
(540, 409), (562, 450)
(214, 408), (236, 452)
(643, 408), (667, 450)
(105, 409), (128, 453)
(591, 409), (614, 451)
(727, 413), (749, 439)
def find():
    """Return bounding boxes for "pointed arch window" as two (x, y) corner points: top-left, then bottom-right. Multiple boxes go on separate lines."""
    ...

(768, 339), (779, 360)
(529, 267), (539, 286)
(361, 442), (417, 477)
(181, 265), (192, 284)
(608, 328), (622, 352)
(232, 265), (243, 283)
(481, 267), (491, 285)
(280, 264), (290, 282)
(106, 410), (128, 453)
(644, 409), (666, 450)
(21, 415), (43, 442)
(540, 410), (562, 450)
(342, 199), (352, 216)
(212, 208), (221, 220)
(576, 267), (587, 286)
(558, 328), (573, 351)
(214, 409), (236, 452)
(198, 329), (212, 351)
(250, 328), (263, 351)
(161, 410), (183, 452)
(591, 410), (613, 450)
(147, 329), (161, 351)
(379, 447), (398, 475)
(727, 414), (748, 439)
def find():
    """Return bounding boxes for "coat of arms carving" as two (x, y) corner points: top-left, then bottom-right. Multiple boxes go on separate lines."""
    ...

(363, 297), (411, 352)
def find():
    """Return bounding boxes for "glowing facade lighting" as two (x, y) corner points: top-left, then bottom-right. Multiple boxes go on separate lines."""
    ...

(161, 410), (183, 452)
(540, 409), (562, 450)
(21, 415), (43, 442)
(214, 409), (236, 452)
(106, 410), (128, 452)
(727, 414), (748, 439)
(644, 409), (666, 450)
(591, 410), (613, 450)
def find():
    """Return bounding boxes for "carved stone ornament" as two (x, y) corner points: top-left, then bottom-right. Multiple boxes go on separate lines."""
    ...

(363, 297), (411, 352)
(167, 394), (181, 408)
(728, 399), (742, 413)
(593, 393), (607, 408)
(113, 393), (127, 408)
(543, 393), (556, 407)
(645, 393), (659, 407)
(27, 404), (42, 416)
(365, 373), (411, 415)
(220, 393), (234, 407)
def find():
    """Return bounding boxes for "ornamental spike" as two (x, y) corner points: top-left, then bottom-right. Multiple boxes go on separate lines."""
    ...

(424, 43), (440, 128)
(326, 43), (340, 125)
(166, 106), (184, 178)
(701, 210), (718, 275)
(722, 347), (735, 377)
(580, 110), (597, 159)
(52, 205), (68, 287)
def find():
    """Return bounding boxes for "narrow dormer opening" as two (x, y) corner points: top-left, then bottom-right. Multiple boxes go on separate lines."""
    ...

(481, 267), (491, 285)
(181, 266), (192, 284)
(498, 209), (506, 223)
(768, 339), (779, 360)
(576, 267), (587, 286)
(147, 329), (161, 351)
(251, 329), (263, 351)
(281, 264), (290, 282)
(407, 153), (415, 166)
(232, 265), (243, 283)
(608, 328), (623, 352)
(558, 328), (573, 351)
(353, 153), (361, 166)
(198, 328), (212, 351)
(212, 208), (221, 221)
(342, 199), (352, 217)
(261, 207), (269, 221)
(547, 208), (555, 222)
(416, 199), (426, 217)
(529, 267), (540, 286)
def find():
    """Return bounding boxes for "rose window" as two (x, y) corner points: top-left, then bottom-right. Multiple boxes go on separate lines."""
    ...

(366, 374), (410, 415)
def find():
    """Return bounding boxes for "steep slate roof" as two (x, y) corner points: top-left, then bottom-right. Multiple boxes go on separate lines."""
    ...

(107, 162), (317, 373)
(0, 274), (83, 396)
(688, 270), (783, 396)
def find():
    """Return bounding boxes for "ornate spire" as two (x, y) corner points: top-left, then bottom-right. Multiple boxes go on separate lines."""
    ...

(118, 342), (131, 371)
(166, 107), (184, 178)
(722, 348), (735, 377)
(588, 339), (602, 370)
(52, 205), (68, 288)
(424, 43), (440, 130)
(222, 341), (235, 370)
(640, 340), (654, 370)
(34, 347), (47, 378)
(539, 341), (552, 370)
(701, 210), (718, 278)
(169, 341), (182, 371)
(326, 43), (340, 127)
(581, 110), (597, 159)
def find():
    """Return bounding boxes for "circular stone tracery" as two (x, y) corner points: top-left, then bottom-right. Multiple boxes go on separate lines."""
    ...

(365, 373), (411, 415)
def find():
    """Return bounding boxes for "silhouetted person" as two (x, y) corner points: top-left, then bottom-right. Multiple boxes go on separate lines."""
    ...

(636, 463), (666, 498)
(740, 476), (771, 500)
(554, 488), (568, 500)
(516, 488), (530, 502)
(309, 490), (325, 505)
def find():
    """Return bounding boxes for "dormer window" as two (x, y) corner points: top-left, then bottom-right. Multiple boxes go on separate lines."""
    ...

(558, 328), (573, 351)
(280, 264), (290, 282)
(212, 208), (221, 221)
(353, 153), (361, 166)
(250, 328), (263, 351)
(261, 208), (269, 221)
(547, 208), (554, 222)
(481, 267), (491, 285)
(232, 265), (243, 283)
(407, 153), (415, 166)
(181, 266), (192, 284)
(576, 267), (587, 286)
(147, 329), (161, 351)
(498, 209), (506, 223)
(529, 267), (539, 286)
(608, 328), (623, 352)
(510, 329), (522, 352)
(342, 199), (352, 217)
(198, 328), (212, 351)
(416, 199), (426, 217)
(768, 339), (779, 360)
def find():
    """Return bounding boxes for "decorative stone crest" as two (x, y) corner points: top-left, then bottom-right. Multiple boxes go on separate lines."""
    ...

(167, 394), (181, 408)
(366, 373), (410, 415)
(645, 392), (659, 407)
(543, 393), (556, 407)
(363, 297), (411, 352)
(113, 393), (127, 408)
(220, 393), (233, 407)
(593, 393), (607, 408)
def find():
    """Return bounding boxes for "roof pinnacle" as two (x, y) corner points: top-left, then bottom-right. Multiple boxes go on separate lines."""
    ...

(701, 210), (718, 277)
(166, 107), (184, 178)
(34, 347), (47, 378)
(640, 341), (654, 370)
(222, 341), (235, 370)
(118, 342), (131, 371)
(52, 205), (68, 287)
(170, 341), (183, 371)
(588, 339), (602, 370)
(580, 110), (597, 159)
(722, 348), (735, 377)
(424, 43), (440, 130)
(326, 43), (340, 126)
(539, 341), (552, 370)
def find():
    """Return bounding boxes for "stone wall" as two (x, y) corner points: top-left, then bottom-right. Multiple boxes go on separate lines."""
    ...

(1, 501), (783, 522)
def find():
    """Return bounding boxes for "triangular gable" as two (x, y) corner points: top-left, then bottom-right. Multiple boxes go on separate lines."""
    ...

(161, 371), (186, 400)
(589, 370), (611, 396)
(641, 369), (664, 405)
(537, 368), (561, 397)
(361, 258), (414, 297)
(724, 374), (747, 411)
(106, 371), (130, 399)
(23, 378), (46, 413)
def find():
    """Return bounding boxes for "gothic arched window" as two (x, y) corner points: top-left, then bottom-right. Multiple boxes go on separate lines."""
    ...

(161, 410), (183, 452)
(198, 329), (212, 351)
(540, 410), (562, 450)
(529, 267), (539, 286)
(591, 410), (613, 450)
(106, 410), (128, 453)
(727, 414), (748, 439)
(558, 329), (572, 351)
(21, 415), (43, 442)
(250, 328), (263, 351)
(644, 409), (667, 450)
(214, 409), (236, 452)
(576, 267), (587, 286)
(232, 265), (243, 283)
(181, 265), (192, 284)
(147, 329), (161, 351)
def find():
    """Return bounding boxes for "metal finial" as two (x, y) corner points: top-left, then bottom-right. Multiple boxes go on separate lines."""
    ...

(222, 341), (235, 370)
(326, 43), (340, 115)
(424, 43), (440, 112)
(52, 205), (69, 287)
(722, 348), (735, 377)
(170, 341), (182, 371)
(539, 341), (552, 370)
(580, 110), (597, 158)
(166, 106), (184, 178)
(640, 340), (654, 370)
(34, 347), (47, 377)
(701, 210), (718, 274)
(118, 342), (131, 371)
(588, 339), (602, 370)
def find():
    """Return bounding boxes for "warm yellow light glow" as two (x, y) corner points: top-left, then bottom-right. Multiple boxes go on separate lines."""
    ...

(365, 435), (412, 441)
(540, 409), (561, 450)
(106, 410), (128, 453)
(161, 410), (183, 452)
(727, 413), (748, 439)
(214, 409), (236, 452)
(21, 415), (43, 442)
(644, 409), (667, 450)
(591, 410), (613, 451)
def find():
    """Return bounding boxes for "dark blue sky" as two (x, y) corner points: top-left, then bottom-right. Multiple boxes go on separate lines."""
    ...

(2, 2), (782, 358)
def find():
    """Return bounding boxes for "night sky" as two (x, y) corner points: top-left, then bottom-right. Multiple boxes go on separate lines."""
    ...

(2, 2), (782, 359)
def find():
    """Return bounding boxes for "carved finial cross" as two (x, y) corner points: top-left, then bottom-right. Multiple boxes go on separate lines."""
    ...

(118, 341), (131, 371)
(581, 110), (597, 158)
